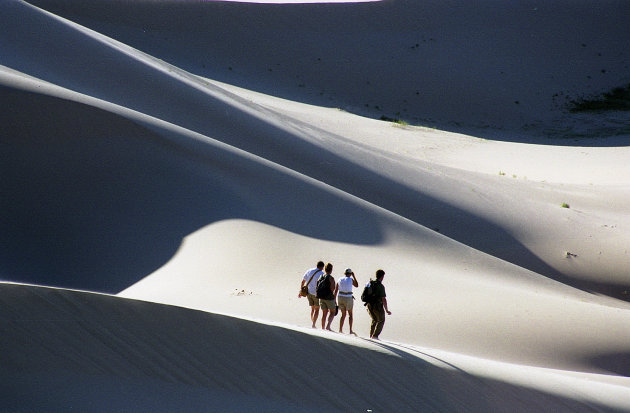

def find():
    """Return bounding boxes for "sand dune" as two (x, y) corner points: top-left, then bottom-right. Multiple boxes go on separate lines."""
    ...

(25, 0), (630, 140)
(3, 283), (630, 412)
(2, 0), (630, 411)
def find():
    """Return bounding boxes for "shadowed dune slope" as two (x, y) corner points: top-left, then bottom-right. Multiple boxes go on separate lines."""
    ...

(2, 283), (629, 412)
(0, 82), (392, 291)
(26, 0), (630, 142)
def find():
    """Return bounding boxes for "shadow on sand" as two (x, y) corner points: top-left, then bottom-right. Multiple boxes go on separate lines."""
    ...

(0, 283), (619, 412)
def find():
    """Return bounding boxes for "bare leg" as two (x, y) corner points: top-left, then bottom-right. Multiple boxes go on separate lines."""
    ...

(339, 310), (347, 333)
(321, 309), (329, 330)
(326, 310), (335, 331)
(311, 306), (319, 328)
(348, 310), (355, 335)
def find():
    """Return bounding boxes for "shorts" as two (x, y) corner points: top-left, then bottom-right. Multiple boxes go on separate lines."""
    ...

(319, 299), (336, 310)
(307, 294), (319, 307)
(337, 295), (353, 311)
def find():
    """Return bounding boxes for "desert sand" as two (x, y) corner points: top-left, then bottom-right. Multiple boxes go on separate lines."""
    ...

(2, 0), (630, 411)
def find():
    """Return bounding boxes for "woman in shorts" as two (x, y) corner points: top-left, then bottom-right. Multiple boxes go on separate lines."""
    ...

(336, 268), (359, 334)
(317, 263), (337, 331)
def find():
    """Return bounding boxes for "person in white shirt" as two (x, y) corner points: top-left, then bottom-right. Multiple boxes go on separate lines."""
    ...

(299, 261), (324, 328)
(335, 268), (359, 334)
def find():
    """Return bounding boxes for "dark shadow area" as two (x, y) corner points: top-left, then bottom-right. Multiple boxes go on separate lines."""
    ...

(26, 0), (630, 147)
(378, 340), (470, 374)
(0, 86), (389, 292)
(569, 84), (630, 113)
(569, 280), (630, 304)
(589, 351), (630, 377)
(0, 283), (622, 412)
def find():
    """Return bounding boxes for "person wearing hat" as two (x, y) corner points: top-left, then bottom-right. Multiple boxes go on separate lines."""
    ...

(335, 268), (359, 334)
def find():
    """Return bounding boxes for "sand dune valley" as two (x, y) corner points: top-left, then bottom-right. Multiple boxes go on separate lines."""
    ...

(2, 0), (630, 411)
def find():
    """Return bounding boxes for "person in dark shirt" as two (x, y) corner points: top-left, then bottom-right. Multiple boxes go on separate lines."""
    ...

(366, 269), (391, 340)
(317, 263), (337, 331)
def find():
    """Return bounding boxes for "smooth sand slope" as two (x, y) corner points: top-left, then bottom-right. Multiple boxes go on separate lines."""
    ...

(24, 0), (630, 141)
(5, 283), (630, 412)
(2, 0), (630, 411)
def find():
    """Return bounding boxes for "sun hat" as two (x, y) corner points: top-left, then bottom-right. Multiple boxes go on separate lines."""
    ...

(345, 268), (353, 274)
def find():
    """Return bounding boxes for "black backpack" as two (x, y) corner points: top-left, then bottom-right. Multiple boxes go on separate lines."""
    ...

(361, 280), (378, 305)
(316, 274), (332, 299)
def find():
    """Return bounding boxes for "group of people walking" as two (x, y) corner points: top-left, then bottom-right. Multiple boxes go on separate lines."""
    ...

(298, 261), (392, 340)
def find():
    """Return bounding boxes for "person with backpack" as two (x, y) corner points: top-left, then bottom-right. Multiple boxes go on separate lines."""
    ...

(335, 268), (359, 335)
(299, 261), (324, 328)
(362, 269), (391, 340)
(316, 262), (337, 331)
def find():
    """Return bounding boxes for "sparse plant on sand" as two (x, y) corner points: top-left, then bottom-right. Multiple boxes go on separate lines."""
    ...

(380, 115), (408, 126)
(569, 84), (630, 112)
(561, 202), (570, 209)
